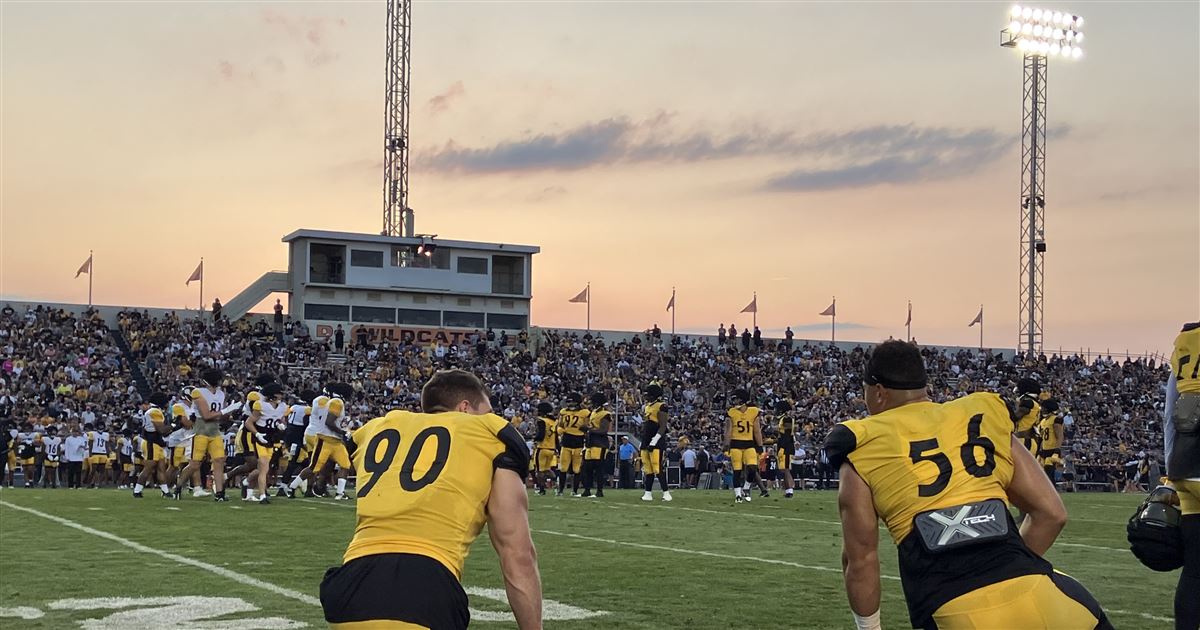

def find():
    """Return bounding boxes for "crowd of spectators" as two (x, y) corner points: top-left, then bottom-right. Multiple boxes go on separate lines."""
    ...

(1, 304), (1172, 491)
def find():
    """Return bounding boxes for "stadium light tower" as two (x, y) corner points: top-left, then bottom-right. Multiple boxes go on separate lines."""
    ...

(1000, 5), (1084, 355)
(383, 0), (414, 237)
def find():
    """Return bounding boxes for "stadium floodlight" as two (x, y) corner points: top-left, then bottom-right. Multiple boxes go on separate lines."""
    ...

(999, 7), (1086, 355)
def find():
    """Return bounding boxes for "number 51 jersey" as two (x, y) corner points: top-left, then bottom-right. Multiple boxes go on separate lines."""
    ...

(343, 410), (529, 581)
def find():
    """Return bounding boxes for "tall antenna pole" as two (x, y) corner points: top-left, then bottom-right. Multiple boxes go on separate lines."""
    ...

(383, 0), (413, 237)
(1000, 5), (1085, 356)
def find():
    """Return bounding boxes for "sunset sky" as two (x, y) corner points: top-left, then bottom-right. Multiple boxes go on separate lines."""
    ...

(2, 1), (1197, 354)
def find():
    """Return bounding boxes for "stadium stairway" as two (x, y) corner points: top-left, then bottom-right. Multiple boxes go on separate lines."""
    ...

(223, 271), (289, 321)
(109, 327), (152, 399)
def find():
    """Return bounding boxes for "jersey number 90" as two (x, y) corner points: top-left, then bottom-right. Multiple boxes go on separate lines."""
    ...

(908, 414), (996, 497)
(357, 427), (452, 497)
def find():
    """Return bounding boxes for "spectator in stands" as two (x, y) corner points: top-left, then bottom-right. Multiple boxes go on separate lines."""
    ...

(718, 324), (726, 346)
(334, 325), (345, 352)
(212, 298), (222, 321)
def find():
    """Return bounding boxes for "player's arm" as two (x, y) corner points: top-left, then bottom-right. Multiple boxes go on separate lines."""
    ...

(1053, 420), (1064, 447)
(324, 400), (346, 438)
(487, 425), (542, 630)
(753, 419), (763, 449)
(1005, 435), (1068, 556)
(650, 406), (667, 447)
(534, 420), (546, 444)
(723, 415), (732, 450)
(246, 403), (262, 435)
(838, 462), (882, 628)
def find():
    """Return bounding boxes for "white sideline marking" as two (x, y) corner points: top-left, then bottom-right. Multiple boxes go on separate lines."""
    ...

(165, 507), (182, 511)
(87, 507), (104, 511)
(0, 500), (321, 607)
(1055, 542), (1126, 553)
(536, 529), (900, 581)
(0, 606), (44, 619)
(604, 500), (843, 526)
(1108, 609), (1173, 624)
(47, 597), (305, 629)
(464, 587), (607, 622)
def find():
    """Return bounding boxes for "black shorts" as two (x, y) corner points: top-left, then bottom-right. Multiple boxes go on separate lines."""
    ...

(283, 425), (306, 449)
(321, 553), (469, 630)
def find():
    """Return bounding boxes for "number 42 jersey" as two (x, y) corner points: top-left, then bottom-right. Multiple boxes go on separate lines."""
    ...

(343, 410), (529, 581)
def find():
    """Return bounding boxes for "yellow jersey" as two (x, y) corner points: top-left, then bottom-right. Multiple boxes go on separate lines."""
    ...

(642, 402), (666, 449)
(1014, 397), (1041, 435)
(557, 407), (590, 448)
(343, 410), (529, 580)
(728, 406), (760, 448)
(1172, 322), (1200, 394)
(535, 416), (557, 450)
(825, 392), (1051, 628)
(588, 409), (612, 447)
(1037, 414), (1063, 453)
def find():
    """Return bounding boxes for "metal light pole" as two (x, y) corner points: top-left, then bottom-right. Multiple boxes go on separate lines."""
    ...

(1000, 5), (1084, 355)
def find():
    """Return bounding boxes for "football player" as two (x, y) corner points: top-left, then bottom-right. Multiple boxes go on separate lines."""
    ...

(83, 422), (109, 488)
(39, 425), (62, 488)
(244, 382), (288, 504)
(1012, 377), (1042, 453)
(180, 368), (238, 501)
(826, 340), (1109, 630)
(287, 382), (355, 500)
(775, 400), (797, 498)
(556, 394), (589, 497)
(278, 390), (315, 496)
(726, 388), (765, 503)
(319, 369), (540, 630)
(16, 423), (39, 488)
(1165, 320), (1200, 630)
(640, 384), (672, 502)
(581, 393), (612, 499)
(1036, 399), (1065, 484)
(133, 393), (172, 498)
(228, 374), (276, 499)
(531, 402), (558, 495)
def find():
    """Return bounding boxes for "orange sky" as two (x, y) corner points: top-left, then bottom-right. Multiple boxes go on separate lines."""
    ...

(1, 2), (1197, 354)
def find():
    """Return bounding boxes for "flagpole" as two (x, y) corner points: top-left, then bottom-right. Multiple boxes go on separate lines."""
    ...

(906, 300), (911, 342)
(979, 304), (984, 350)
(831, 296), (836, 345)
(199, 259), (205, 315)
(752, 292), (757, 329)
(671, 287), (676, 336)
(586, 282), (591, 333)
(88, 250), (93, 307)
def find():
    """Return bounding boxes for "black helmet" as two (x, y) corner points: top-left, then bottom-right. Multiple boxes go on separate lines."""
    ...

(731, 388), (750, 405)
(255, 372), (278, 387)
(590, 392), (608, 407)
(644, 384), (663, 400)
(537, 402), (554, 416)
(1127, 486), (1184, 572)
(1041, 398), (1060, 413)
(201, 368), (224, 387)
(261, 382), (284, 398)
(298, 389), (319, 403)
(324, 382), (354, 399)
(148, 392), (170, 408)
(1016, 377), (1041, 396)
(774, 399), (792, 414)
(566, 393), (583, 405)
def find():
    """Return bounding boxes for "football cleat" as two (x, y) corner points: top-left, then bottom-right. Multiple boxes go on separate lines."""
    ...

(760, 490), (769, 498)
(743, 494), (752, 503)
(132, 492), (143, 499)
(641, 491), (654, 502)
(662, 491), (673, 502)
(192, 488), (211, 498)
(735, 495), (745, 504)
(213, 495), (228, 502)
(333, 494), (349, 501)
(258, 496), (270, 505)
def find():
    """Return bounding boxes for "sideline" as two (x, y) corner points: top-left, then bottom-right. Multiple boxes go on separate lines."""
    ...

(0, 500), (322, 607)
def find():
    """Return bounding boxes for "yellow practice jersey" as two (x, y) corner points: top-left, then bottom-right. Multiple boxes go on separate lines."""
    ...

(728, 406), (760, 445)
(535, 416), (557, 450)
(642, 402), (666, 448)
(557, 408), (590, 437)
(1014, 398), (1041, 435)
(589, 409), (611, 432)
(827, 393), (1016, 543)
(343, 410), (529, 580)
(1172, 323), (1200, 394)
(1037, 414), (1063, 452)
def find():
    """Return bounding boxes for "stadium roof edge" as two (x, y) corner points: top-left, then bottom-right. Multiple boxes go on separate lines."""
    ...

(281, 229), (540, 254)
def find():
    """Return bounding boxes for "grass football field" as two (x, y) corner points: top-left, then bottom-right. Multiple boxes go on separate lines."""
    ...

(0, 487), (1179, 629)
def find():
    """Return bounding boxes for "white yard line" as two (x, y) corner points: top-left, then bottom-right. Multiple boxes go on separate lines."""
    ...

(1054, 541), (1127, 553)
(601, 499), (844, 526)
(0, 500), (321, 607)
(1108, 609), (1173, 624)
(534, 528), (901, 581)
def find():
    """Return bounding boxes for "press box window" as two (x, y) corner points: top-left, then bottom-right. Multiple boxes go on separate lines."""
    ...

(352, 306), (396, 324)
(487, 313), (528, 330)
(350, 249), (384, 268)
(443, 311), (486, 328)
(457, 257), (488, 275)
(396, 308), (442, 326)
(310, 243), (346, 284)
(304, 303), (349, 322)
(491, 255), (524, 295)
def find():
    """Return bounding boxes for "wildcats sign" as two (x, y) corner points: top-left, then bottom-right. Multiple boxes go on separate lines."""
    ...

(315, 324), (477, 345)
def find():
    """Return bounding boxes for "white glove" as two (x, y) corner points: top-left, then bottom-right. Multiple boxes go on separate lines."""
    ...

(649, 434), (661, 448)
(220, 403), (241, 416)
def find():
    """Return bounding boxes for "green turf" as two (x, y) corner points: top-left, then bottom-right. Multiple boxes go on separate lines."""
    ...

(0, 487), (1179, 629)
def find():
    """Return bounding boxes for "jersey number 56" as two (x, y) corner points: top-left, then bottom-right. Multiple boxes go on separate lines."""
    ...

(908, 414), (996, 497)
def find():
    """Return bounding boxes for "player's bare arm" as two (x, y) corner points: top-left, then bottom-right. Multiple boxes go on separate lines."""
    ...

(1005, 434), (1068, 556)
(487, 466), (543, 630)
(838, 461), (882, 627)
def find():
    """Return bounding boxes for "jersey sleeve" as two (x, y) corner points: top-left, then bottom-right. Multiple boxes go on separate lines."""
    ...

(190, 389), (203, 402)
(494, 424), (530, 479)
(823, 423), (858, 470)
(149, 409), (165, 425)
(328, 398), (345, 417)
(535, 420), (546, 442)
(252, 400), (263, 413)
